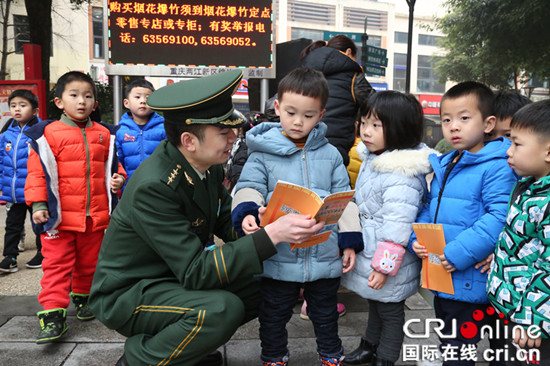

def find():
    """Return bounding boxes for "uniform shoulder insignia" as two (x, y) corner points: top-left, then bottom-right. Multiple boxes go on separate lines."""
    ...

(167, 164), (183, 185)
(184, 171), (194, 185)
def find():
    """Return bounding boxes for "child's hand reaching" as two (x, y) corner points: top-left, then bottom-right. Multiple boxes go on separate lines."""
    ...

(242, 214), (260, 235)
(32, 210), (50, 224)
(110, 173), (125, 193)
(440, 254), (456, 272)
(514, 326), (541, 349)
(368, 269), (388, 290)
(475, 253), (493, 274)
(412, 241), (427, 258)
(342, 248), (356, 273)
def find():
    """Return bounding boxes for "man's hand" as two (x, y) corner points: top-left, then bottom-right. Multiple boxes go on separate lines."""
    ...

(264, 214), (323, 245)
(514, 327), (542, 348)
(110, 173), (125, 193)
(412, 241), (428, 258)
(32, 210), (49, 224)
(440, 254), (456, 272)
(342, 248), (356, 273)
(475, 253), (493, 274)
(242, 214), (260, 235)
(368, 270), (388, 290)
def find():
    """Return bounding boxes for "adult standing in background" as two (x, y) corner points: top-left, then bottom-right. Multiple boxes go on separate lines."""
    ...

(300, 34), (375, 166)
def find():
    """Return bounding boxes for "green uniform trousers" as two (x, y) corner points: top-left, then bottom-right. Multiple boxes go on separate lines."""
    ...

(116, 278), (261, 366)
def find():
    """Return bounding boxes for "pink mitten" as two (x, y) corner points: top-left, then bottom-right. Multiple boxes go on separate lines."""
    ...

(371, 241), (405, 276)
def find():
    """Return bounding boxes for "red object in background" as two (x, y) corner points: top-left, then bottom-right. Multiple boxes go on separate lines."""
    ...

(418, 94), (443, 115)
(23, 44), (42, 80)
(0, 80), (47, 121)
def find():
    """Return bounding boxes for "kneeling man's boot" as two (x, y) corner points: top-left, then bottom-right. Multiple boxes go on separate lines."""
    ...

(342, 338), (376, 365)
(197, 350), (224, 366)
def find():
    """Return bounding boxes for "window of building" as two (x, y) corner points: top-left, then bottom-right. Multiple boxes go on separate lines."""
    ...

(291, 28), (324, 42)
(343, 7), (388, 31)
(288, 1), (336, 26)
(13, 15), (30, 54)
(393, 53), (407, 91)
(417, 55), (445, 93)
(92, 7), (104, 59)
(394, 32), (408, 44)
(418, 34), (443, 46)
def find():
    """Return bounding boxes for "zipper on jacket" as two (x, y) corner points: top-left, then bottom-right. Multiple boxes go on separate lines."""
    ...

(81, 128), (92, 216)
(10, 126), (24, 203)
(140, 129), (144, 162)
(434, 152), (462, 223)
(302, 149), (311, 282)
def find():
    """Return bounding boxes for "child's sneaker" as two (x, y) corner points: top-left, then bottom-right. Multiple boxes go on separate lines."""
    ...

(70, 292), (95, 321)
(36, 308), (67, 344)
(262, 362), (288, 366)
(0, 256), (18, 273)
(320, 355), (344, 365)
(25, 251), (43, 269)
(300, 301), (346, 320)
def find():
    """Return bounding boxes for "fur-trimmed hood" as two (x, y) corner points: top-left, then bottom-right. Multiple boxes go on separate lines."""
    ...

(357, 141), (437, 178)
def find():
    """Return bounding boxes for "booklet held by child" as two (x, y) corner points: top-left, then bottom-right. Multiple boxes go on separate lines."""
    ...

(260, 181), (355, 249)
(412, 223), (455, 295)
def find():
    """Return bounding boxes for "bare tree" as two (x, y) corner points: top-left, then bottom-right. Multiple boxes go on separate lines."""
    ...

(0, 0), (16, 80)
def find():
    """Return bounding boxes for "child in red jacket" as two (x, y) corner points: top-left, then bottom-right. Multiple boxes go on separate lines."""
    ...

(24, 71), (126, 344)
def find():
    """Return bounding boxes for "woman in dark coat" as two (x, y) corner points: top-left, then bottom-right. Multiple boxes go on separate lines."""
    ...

(300, 35), (375, 166)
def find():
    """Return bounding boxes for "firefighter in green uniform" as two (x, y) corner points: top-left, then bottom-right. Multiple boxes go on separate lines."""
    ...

(89, 70), (324, 366)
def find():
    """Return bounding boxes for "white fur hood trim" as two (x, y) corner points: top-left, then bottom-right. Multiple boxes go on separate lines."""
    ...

(358, 141), (437, 178)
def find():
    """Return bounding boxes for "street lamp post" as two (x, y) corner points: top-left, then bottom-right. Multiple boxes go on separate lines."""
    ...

(361, 17), (368, 69)
(405, 0), (416, 93)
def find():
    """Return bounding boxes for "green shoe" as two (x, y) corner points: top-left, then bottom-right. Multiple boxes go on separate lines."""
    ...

(70, 292), (95, 321)
(36, 308), (68, 344)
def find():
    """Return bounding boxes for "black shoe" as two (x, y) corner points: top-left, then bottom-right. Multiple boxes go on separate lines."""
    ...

(342, 338), (376, 365)
(70, 292), (95, 321)
(371, 355), (395, 366)
(26, 251), (43, 269)
(0, 256), (18, 273)
(36, 308), (68, 344)
(197, 350), (223, 366)
(116, 353), (129, 366)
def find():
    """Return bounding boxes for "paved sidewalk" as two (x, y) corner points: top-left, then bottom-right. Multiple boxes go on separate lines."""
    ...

(0, 290), (497, 366)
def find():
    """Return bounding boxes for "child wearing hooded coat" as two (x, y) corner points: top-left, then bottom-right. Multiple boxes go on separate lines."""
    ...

(342, 91), (434, 366)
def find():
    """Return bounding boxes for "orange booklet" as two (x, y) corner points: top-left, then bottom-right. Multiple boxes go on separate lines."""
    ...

(260, 182), (355, 249)
(412, 223), (455, 295)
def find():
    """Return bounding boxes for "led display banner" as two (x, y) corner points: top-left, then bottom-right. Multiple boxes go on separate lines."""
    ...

(105, 0), (275, 78)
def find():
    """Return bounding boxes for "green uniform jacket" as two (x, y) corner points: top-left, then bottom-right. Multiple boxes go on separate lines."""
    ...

(487, 175), (550, 338)
(89, 140), (276, 330)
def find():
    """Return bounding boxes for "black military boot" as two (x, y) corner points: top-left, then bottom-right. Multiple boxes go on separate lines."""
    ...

(36, 308), (68, 344)
(342, 338), (377, 365)
(371, 355), (395, 366)
(71, 292), (95, 321)
(196, 350), (224, 366)
(116, 353), (129, 366)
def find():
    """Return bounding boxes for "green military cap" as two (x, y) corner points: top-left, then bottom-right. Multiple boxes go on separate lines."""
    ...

(147, 69), (245, 128)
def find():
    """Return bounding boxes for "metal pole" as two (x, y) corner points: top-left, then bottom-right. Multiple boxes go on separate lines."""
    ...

(405, 0), (416, 93)
(113, 75), (122, 125)
(260, 78), (269, 113)
(361, 17), (368, 68)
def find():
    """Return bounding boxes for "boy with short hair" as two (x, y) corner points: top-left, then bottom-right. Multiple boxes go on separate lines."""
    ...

(0, 89), (42, 272)
(24, 71), (126, 344)
(487, 99), (550, 364)
(232, 67), (363, 366)
(485, 91), (532, 141)
(117, 79), (165, 186)
(410, 81), (517, 365)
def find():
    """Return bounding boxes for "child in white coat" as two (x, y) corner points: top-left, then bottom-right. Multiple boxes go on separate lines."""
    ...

(342, 91), (435, 366)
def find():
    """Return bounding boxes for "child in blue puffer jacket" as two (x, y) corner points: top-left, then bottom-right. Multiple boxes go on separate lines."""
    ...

(0, 89), (42, 272)
(410, 82), (517, 366)
(232, 68), (363, 366)
(116, 79), (165, 189)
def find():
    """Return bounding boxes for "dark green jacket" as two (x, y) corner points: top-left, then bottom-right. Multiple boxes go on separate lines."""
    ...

(89, 140), (276, 330)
